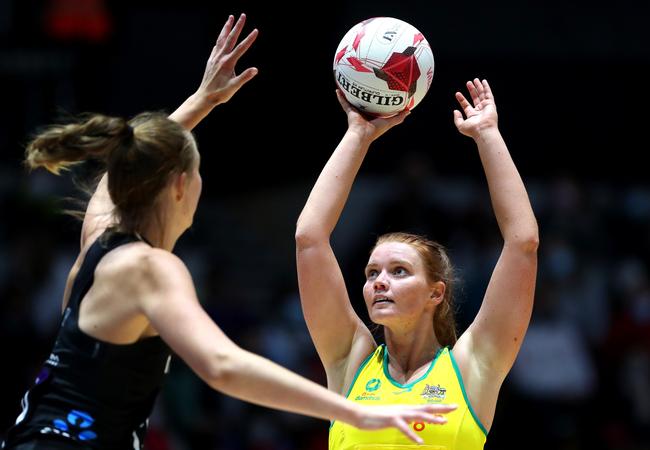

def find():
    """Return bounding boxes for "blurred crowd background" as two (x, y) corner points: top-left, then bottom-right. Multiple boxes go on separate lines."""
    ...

(1, 1), (649, 449)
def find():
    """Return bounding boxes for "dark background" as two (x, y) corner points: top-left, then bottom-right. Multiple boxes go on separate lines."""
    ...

(1, 1), (649, 449)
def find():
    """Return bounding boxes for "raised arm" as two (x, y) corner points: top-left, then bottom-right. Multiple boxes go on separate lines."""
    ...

(295, 91), (408, 390)
(453, 79), (539, 379)
(138, 250), (453, 444)
(79, 14), (258, 249)
(62, 15), (259, 312)
(169, 13), (258, 130)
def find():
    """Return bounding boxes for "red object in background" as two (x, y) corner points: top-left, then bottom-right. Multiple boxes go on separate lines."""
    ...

(44, 0), (112, 42)
(143, 427), (172, 450)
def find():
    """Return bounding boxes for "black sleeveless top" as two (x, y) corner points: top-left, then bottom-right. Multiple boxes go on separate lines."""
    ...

(3, 232), (171, 450)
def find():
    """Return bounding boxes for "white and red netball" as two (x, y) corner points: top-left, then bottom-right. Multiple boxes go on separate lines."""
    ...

(333, 17), (434, 117)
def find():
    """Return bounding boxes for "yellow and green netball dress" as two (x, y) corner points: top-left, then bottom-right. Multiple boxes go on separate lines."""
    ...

(329, 345), (487, 450)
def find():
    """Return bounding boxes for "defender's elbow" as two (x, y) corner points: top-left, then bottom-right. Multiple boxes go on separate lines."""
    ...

(203, 350), (237, 390)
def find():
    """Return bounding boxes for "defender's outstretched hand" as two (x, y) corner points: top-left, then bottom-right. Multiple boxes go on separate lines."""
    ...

(197, 13), (259, 105)
(336, 90), (410, 143)
(453, 78), (498, 139)
(353, 403), (457, 444)
(170, 13), (259, 130)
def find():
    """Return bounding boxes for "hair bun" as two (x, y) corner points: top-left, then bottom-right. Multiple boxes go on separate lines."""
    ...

(122, 123), (135, 142)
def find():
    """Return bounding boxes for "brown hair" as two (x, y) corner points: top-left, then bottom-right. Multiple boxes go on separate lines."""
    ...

(373, 232), (457, 346)
(25, 112), (196, 234)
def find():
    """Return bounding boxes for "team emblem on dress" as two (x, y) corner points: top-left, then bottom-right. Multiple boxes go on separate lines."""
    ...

(420, 384), (446, 400)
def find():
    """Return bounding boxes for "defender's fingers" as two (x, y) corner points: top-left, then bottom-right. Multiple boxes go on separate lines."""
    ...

(394, 418), (423, 444)
(229, 29), (259, 62)
(224, 13), (247, 52)
(216, 15), (235, 48)
(412, 412), (448, 425)
(422, 403), (458, 414)
(229, 67), (259, 91)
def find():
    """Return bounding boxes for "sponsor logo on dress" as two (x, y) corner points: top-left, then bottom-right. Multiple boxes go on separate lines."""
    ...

(355, 378), (382, 401)
(354, 391), (381, 401)
(40, 409), (98, 442)
(46, 353), (59, 367)
(365, 378), (381, 392)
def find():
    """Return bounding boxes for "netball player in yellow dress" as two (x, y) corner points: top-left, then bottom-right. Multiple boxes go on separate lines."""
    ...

(296, 79), (538, 449)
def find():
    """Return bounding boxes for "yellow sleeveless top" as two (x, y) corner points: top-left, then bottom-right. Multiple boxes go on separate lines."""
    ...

(329, 345), (487, 450)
